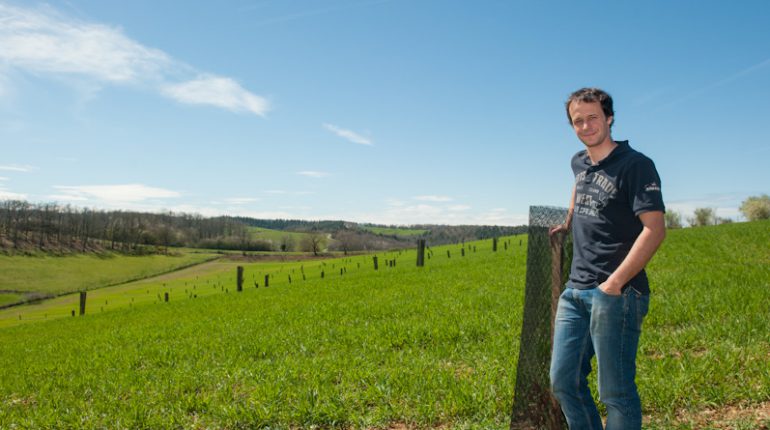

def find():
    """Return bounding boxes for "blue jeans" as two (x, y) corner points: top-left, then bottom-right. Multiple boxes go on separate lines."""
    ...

(550, 286), (649, 430)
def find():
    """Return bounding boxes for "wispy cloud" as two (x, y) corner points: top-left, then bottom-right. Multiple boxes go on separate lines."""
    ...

(659, 58), (770, 110)
(413, 195), (453, 202)
(296, 171), (329, 178)
(323, 123), (373, 146)
(0, 177), (8, 181)
(162, 76), (269, 116)
(0, 3), (269, 116)
(51, 184), (181, 203)
(366, 200), (525, 225)
(0, 164), (36, 172)
(0, 188), (27, 200)
(0, 4), (169, 83)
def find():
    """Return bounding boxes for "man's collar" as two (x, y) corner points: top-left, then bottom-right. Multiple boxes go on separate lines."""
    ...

(583, 140), (630, 166)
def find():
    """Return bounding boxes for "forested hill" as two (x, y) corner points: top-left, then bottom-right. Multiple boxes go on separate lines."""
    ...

(0, 200), (524, 254)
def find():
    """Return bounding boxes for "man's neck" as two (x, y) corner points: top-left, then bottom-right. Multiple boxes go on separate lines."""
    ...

(586, 138), (618, 165)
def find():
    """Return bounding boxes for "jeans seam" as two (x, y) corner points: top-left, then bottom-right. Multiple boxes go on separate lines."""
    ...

(575, 326), (594, 427)
(619, 295), (630, 418)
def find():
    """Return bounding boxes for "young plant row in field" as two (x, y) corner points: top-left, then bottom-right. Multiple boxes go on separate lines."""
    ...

(0, 251), (220, 309)
(0, 238), (525, 329)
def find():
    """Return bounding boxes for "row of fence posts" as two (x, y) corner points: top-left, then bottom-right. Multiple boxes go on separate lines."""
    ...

(55, 216), (568, 429)
(66, 235), (518, 321)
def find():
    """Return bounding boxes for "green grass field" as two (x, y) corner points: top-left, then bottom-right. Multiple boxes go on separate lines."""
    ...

(248, 227), (311, 248)
(0, 251), (220, 310)
(0, 221), (769, 429)
(361, 226), (430, 237)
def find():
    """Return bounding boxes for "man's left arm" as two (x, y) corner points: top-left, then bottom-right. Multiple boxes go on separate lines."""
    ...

(599, 210), (666, 295)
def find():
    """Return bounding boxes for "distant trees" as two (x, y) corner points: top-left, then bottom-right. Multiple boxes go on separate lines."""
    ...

(689, 207), (716, 227)
(331, 230), (365, 255)
(300, 233), (327, 256)
(740, 194), (770, 221)
(664, 210), (683, 229)
(1, 199), (530, 255)
(279, 235), (295, 252)
(0, 200), (270, 253)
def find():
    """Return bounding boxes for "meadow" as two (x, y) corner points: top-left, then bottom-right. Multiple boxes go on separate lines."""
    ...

(360, 226), (430, 237)
(248, 226), (311, 248)
(0, 251), (219, 309)
(0, 221), (769, 429)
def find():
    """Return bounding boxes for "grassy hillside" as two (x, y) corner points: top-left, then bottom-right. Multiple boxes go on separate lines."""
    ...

(0, 221), (768, 428)
(0, 237), (527, 429)
(248, 226), (311, 248)
(361, 226), (430, 237)
(0, 251), (220, 293)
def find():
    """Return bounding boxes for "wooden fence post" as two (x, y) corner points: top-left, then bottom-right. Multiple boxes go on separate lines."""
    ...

(264, 274), (269, 287)
(493, 237), (498, 252)
(79, 291), (87, 315)
(416, 239), (426, 267)
(164, 292), (169, 303)
(373, 256), (379, 270)
(237, 266), (244, 292)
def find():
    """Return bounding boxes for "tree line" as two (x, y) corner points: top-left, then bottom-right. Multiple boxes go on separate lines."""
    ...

(0, 200), (271, 253)
(664, 194), (770, 228)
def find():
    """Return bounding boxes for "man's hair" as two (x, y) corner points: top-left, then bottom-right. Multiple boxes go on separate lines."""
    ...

(566, 87), (614, 128)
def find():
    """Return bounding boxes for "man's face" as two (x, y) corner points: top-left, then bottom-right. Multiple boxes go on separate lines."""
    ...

(568, 101), (613, 148)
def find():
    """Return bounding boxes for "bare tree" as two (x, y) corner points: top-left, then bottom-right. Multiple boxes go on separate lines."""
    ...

(300, 233), (326, 256)
(280, 235), (295, 252)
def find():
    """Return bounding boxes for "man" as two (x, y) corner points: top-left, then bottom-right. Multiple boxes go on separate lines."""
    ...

(549, 88), (666, 429)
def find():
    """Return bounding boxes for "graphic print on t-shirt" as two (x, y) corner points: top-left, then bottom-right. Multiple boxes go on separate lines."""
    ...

(574, 169), (617, 218)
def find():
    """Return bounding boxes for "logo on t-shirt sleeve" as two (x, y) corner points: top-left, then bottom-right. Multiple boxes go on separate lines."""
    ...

(644, 182), (661, 192)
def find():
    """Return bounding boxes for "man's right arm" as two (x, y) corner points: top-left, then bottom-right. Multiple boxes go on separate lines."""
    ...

(549, 185), (575, 237)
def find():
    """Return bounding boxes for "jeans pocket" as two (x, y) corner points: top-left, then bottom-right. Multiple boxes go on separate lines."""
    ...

(596, 285), (622, 298)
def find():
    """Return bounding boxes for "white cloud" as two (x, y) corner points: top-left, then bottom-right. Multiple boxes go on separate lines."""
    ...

(0, 4), (269, 117)
(323, 123), (373, 146)
(162, 76), (269, 116)
(359, 200), (525, 225)
(0, 188), (27, 200)
(0, 4), (169, 83)
(413, 195), (453, 202)
(51, 184), (181, 203)
(297, 171), (329, 178)
(47, 194), (88, 202)
(0, 164), (35, 172)
(0, 176), (8, 181)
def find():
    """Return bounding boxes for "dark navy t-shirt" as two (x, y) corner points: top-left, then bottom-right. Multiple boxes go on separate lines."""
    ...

(568, 141), (665, 294)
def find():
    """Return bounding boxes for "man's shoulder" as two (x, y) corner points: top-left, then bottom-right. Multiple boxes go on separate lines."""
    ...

(615, 142), (657, 168)
(571, 150), (588, 166)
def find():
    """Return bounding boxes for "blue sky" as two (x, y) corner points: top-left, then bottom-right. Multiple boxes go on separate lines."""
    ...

(1, 0), (768, 226)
